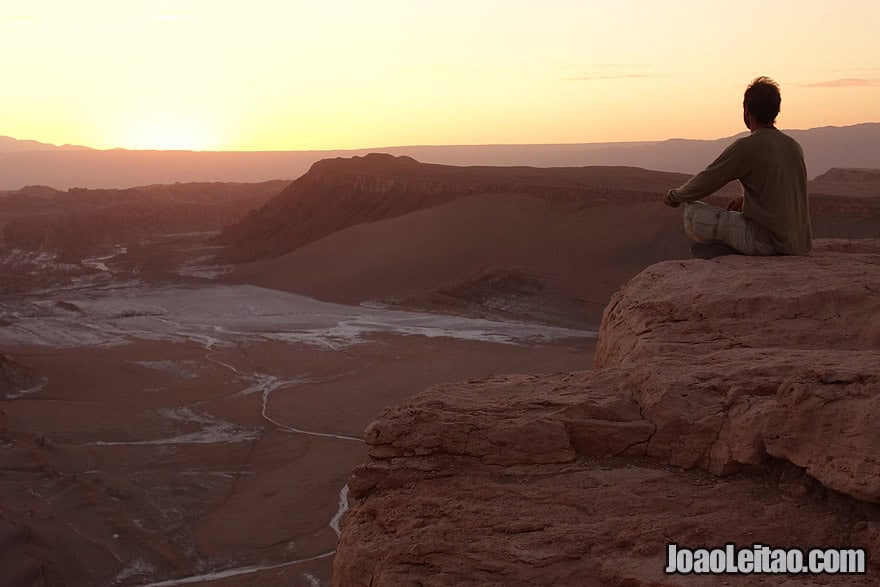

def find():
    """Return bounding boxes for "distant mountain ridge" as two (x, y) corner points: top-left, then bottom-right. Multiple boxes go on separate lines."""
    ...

(0, 123), (878, 189)
(0, 135), (90, 152)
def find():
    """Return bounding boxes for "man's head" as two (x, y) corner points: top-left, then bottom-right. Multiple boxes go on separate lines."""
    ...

(743, 76), (781, 129)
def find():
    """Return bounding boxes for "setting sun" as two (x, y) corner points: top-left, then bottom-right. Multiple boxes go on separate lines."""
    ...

(120, 115), (216, 151)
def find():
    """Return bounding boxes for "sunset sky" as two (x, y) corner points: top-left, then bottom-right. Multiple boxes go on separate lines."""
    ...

(1, 0), (878, 151)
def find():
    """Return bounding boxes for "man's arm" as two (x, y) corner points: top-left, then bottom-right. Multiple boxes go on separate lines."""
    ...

(667, 138), (747, 205)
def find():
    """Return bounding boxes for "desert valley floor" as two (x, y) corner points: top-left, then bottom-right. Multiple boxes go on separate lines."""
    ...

(0, 233), (597, 586)
(2, 158), (879, 586)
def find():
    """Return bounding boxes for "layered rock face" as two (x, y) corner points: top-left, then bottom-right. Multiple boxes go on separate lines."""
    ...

(334, 240), (880, 585)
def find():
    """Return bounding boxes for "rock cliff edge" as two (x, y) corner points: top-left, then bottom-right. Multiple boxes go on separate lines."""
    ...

(334, 239), (880, 586)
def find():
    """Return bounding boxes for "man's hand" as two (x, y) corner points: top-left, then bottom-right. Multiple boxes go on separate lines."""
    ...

(664, 190), (681, 208)
(727, 195), (744, 212)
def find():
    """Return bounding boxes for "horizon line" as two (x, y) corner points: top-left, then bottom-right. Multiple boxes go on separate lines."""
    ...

(3, 121), (879, 154)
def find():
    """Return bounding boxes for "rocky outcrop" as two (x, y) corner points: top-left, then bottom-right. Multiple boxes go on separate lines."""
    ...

(334, 239), (880, 585)
(592, 241), (880, 493)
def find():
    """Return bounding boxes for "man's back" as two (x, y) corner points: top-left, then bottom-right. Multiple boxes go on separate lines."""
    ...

(738, 128), (811, 255)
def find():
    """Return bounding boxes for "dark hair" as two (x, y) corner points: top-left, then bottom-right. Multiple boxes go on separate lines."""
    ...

(743, 76), (781, 125)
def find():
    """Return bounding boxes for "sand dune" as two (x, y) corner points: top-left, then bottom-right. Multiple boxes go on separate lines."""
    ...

(228, 192), (694, 328)
(221, 156), (745, 328)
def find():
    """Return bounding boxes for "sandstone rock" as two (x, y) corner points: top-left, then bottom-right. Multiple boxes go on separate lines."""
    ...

(594, 241), (880, 493)
(335, 241), (880, 585)
(363, 373), (653, 467)
(763, 361), (880, 502)
(595, 241), (880, 367)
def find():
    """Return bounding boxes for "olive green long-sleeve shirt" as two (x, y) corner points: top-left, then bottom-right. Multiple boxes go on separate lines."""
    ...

(668, 127), (812, 255)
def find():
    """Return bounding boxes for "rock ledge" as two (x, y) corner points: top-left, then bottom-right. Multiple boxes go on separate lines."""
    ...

(334, 240), (880, 586)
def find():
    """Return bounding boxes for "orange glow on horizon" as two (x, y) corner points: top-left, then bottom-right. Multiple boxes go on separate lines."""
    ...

(119, 114), (217, 151)
(1, 1), (878, 152)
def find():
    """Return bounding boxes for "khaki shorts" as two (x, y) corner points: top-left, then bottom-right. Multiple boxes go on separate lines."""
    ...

(683, 202), (776, 256)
